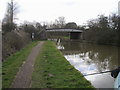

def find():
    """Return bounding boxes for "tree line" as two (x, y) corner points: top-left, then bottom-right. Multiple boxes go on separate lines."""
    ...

(84, 14), (119, 46)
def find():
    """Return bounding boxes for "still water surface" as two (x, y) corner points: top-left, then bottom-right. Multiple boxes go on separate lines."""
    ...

(58, 41), (119, 88)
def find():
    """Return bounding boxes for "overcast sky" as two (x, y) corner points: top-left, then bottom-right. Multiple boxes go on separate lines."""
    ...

(0, 0), (119, 25)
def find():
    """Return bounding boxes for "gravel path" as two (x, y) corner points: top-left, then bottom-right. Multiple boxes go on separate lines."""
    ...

(11, 41), (44, 88)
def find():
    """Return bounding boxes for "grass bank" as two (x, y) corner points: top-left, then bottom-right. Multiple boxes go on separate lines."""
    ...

(31, 41), (94, 88)
(62, 36), (69, 40)
(2, 41), (39, 88)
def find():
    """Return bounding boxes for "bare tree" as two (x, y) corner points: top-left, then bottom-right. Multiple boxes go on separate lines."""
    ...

(55, 17), (66, 28)
(2, 0), (19, 32)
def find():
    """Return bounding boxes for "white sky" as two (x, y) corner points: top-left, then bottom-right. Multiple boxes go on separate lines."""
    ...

(0, 0), (119, 25)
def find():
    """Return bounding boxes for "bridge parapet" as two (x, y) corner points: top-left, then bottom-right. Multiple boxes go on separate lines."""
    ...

(46, 28), (83, 40)
(46, 29), (83, 32)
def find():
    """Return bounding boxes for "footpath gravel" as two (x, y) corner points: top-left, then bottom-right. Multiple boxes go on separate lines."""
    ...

(11, 41), (44, 88)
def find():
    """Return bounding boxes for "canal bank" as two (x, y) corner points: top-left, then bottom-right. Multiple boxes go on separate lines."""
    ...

(31, 41), (94, 88)
(2, 41), (39, 88)
(58, 40), (118, 88)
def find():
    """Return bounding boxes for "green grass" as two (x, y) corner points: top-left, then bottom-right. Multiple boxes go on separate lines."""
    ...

(2, 41), (39, 88)
(31, 41), (94, 88)
(62, 36), (69, 40)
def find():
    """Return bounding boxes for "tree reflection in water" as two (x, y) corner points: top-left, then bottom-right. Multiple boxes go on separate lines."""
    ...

(58, 41), (119, 88)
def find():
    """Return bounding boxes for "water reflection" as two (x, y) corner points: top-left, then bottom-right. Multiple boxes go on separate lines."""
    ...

(58, 41), (119, 88)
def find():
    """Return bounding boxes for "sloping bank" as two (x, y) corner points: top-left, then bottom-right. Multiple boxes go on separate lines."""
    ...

(31, 41), (94, 88)
(2, 41), (39, 88)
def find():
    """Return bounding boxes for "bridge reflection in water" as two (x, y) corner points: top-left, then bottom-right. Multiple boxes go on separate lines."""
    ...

(57, 40), (118, 88)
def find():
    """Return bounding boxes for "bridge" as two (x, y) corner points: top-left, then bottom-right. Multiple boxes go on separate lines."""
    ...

(46, 29), (83, 40)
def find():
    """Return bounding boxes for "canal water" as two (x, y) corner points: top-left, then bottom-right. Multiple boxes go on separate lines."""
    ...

(57, 41), (119, 88)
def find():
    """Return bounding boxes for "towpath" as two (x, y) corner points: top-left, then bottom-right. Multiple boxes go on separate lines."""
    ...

(11, 41), (44, 88)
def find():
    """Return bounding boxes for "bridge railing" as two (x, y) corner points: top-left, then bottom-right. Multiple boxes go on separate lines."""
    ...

(46, 29), (83, 32)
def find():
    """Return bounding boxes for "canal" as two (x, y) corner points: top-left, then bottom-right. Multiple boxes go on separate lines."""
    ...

(57, 40), (119, 88)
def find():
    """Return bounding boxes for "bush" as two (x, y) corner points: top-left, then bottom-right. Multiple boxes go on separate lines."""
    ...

(84, 29), (118, 45)
(2, 31), (31, 61)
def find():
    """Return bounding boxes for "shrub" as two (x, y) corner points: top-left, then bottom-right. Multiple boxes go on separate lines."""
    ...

(2, 31), (31, 61)
(84, 29), (118, 45)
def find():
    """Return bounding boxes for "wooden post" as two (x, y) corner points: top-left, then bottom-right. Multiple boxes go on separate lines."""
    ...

(31, 33), (35, 41)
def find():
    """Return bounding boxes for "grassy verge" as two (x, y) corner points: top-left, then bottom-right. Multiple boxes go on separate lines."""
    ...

(2, 41), (39, 88)
(31, 41), (94, 88)
(62, 36), (69, 40)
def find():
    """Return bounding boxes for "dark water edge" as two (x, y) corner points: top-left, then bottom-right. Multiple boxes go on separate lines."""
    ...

(61, 38), (119, 46)
(58, 40), (119, 88)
